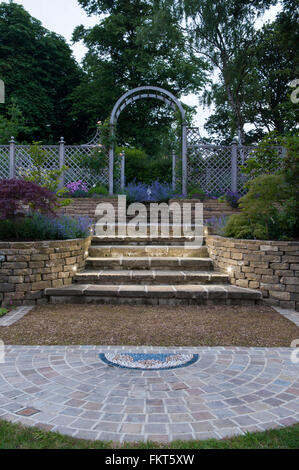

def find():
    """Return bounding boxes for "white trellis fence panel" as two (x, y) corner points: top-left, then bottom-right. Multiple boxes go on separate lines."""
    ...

(64, 145), (109, 189)
(0, 145), (9, 179)
(15, 145), (59, 180)
(187, 143), (233, 194)
(0, 139), (109, 190)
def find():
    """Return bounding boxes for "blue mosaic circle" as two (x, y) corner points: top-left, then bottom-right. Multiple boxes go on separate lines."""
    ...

(99, 352), (199, 371)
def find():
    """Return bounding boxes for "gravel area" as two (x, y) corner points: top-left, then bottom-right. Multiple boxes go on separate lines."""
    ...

(0, 304), (298, 347)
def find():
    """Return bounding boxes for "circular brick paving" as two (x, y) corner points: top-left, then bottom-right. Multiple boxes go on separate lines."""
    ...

(0, 346), (298, 442)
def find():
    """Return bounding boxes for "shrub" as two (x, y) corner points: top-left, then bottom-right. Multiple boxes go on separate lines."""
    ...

(88, 184), (109, 197)
(219, 190), (241, 208)
(122, 181), (148, 203)
(205, 216), (228, 235)
(0, 179), (57, 220)
(0, 214), (92, 241)
(121, 181), (182, 203)
(187, 185), (206, 201)
(149, 181), (180, 202)
(224, 174), (296, 240)
(66, 180), (88, 195)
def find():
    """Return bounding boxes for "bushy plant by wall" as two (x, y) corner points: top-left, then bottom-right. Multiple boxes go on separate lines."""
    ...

(0, 179), (57, 220)
(224, 174), (297, 240)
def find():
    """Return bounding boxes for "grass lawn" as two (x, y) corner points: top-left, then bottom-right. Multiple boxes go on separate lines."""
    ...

(0, 304), (298, 347)
(0, 419), (298, 449)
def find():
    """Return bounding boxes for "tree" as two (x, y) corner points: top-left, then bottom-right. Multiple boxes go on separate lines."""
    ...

(144, 0), (278, 144)
(71, 0), (208, 154)
(0, 2), (82, 143)
(0, 98), (31, 144)
(203, 7), (298, 143)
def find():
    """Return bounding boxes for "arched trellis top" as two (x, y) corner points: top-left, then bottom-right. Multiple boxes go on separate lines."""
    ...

(110, 86), (186, 126)
(108, 86), (187, 195)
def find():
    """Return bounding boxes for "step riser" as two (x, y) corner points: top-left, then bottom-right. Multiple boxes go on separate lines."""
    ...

(91, 238), (202, 246)
(86, 259), (214, 270)
(89, 246), (209, 258)
(74, 276), (229, 285)
(48, 296), (260, 306)
(45, 284), (262, 307)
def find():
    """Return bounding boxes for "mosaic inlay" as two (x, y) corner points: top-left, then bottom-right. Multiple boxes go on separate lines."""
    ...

(99, 352), (199, 370)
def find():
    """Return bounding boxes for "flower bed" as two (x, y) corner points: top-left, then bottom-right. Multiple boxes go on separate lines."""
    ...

(206, 235), (299, 311)
(0, 237), (91, 307)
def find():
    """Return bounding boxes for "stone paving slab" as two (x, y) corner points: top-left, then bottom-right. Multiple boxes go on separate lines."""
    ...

(273, 307), (299, 327)
(0, 307), (34, 327)
(0, 346), (298, 443)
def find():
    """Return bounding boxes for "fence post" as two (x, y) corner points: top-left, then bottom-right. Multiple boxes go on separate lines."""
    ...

(182, 122), (187, 195)
(59, 137), (65, 189)
(120, 151), (125, 190)
(231, 141), (238, 193)
(172, 151), (176, 191)
(9, 136), (15, 179)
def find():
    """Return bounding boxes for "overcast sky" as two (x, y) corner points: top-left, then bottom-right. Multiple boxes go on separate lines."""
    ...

(3, 0), (282, 133)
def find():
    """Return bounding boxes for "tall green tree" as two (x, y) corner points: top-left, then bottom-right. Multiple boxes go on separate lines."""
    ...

(71, 0), (208, 155)
(0, 2), (82, 143)
(203, 5), (298, 143)
(145, 0), (278, 144)
(0, 98), (31, 144)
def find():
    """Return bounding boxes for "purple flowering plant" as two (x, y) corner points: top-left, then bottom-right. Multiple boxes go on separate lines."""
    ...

(66, 180), (88, 196)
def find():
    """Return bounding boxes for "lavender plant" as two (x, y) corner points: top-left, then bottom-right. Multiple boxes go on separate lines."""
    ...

(122, 181), (183, 203)
(204, 216), (228, 235)
(0, 213), (92, 240)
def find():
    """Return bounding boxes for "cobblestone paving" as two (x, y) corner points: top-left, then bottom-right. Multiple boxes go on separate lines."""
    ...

(0, 346), (298, 442)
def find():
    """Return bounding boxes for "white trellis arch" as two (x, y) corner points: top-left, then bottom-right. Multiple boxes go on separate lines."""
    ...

(109, 86), (187, 195)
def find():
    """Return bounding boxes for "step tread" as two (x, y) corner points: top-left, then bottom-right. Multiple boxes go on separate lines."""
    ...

(87, 256), (213, 261)
(75, 269), (226, 275)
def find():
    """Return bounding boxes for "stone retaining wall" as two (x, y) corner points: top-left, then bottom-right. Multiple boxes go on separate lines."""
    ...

(206, 235), (299, 311)
(0, 237), (91, 307)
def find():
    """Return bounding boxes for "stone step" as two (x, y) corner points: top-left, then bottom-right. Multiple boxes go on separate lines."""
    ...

(86, 257), (214, 270)
(89, 245), (209, 258)
(45, 284), (262, 306)
(74, 270), (229, 285)
(91, 235), (204, 246)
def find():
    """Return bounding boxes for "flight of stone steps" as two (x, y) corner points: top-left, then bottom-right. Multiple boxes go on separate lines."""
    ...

(45, 232), (262, 306)
(57, 198), (239, 224)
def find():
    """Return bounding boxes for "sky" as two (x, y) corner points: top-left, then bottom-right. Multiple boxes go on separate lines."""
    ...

(3, 0), (282, 134)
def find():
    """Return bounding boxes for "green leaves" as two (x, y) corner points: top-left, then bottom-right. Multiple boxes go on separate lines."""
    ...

(0, 2), (82, 144)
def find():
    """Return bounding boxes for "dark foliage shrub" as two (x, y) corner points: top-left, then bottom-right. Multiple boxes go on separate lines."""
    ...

(224, 174), (297, 240)
(0, 179), (57, 220)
